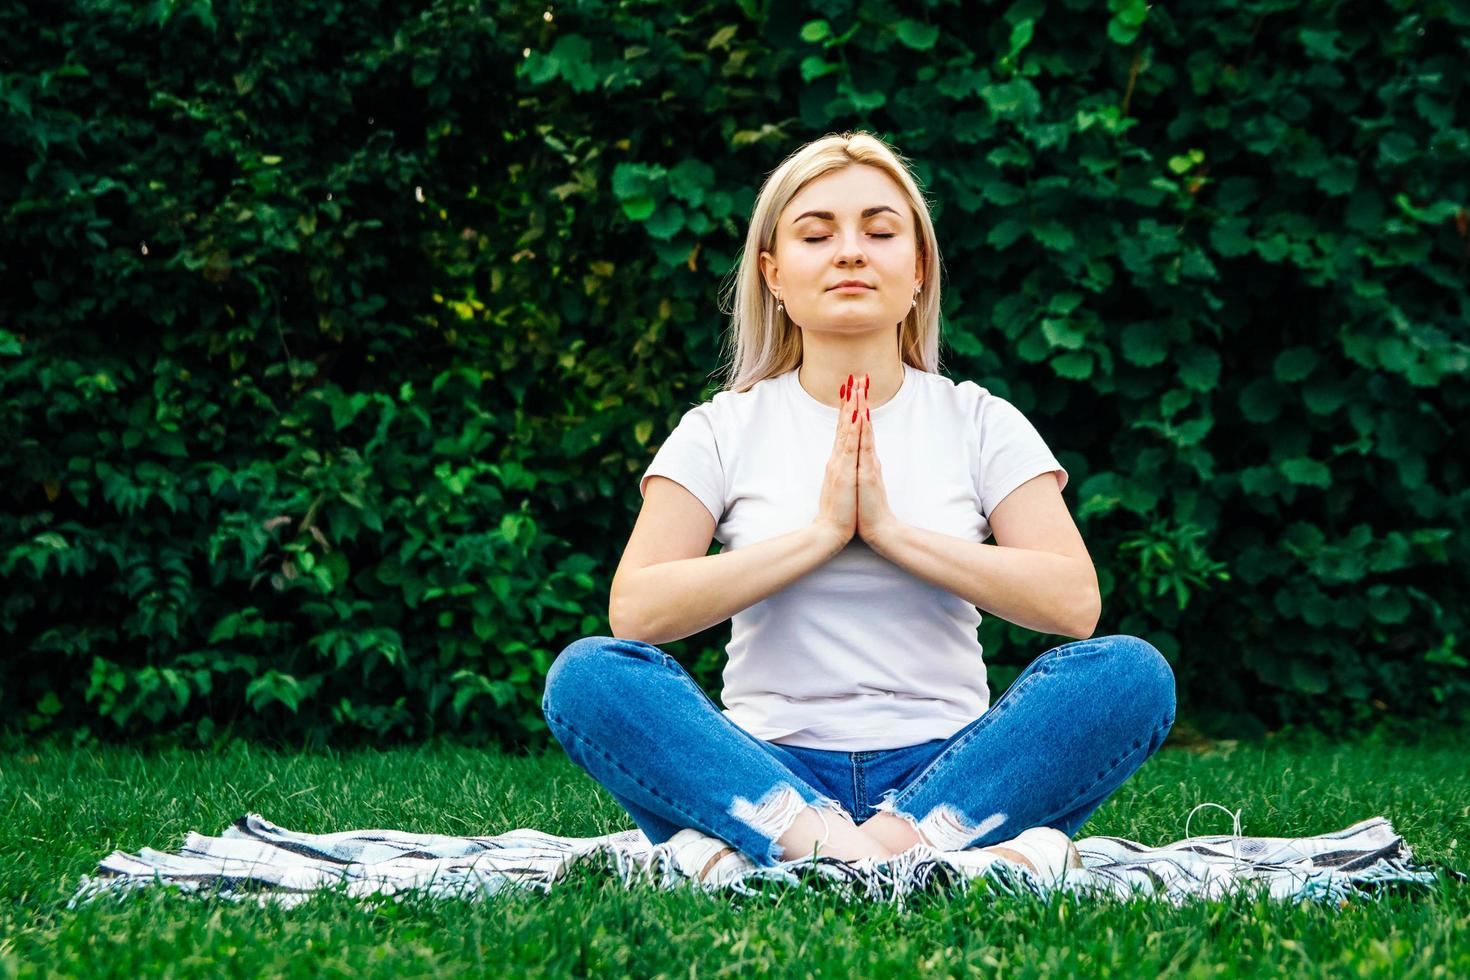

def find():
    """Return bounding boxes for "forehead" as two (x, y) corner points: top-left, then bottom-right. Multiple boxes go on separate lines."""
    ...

(783, 164), (909, 219)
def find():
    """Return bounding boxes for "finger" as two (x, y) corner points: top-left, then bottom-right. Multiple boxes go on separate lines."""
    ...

(836, 378), (855, 442)
(844, 380), (859, 452)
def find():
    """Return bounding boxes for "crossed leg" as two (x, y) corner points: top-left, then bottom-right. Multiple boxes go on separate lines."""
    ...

(695, 806), (1041, 878)
(860, 811), (1041, 870)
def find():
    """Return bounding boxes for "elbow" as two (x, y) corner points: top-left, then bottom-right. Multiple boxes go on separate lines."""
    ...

(1070, 589), (1102, 640)
(608, 595), (630, 640)
(609, 608), (633, 642)
(608, 596), (647, 643)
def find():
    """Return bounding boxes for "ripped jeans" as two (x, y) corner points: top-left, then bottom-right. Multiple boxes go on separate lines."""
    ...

(540, 634), (1176, 867)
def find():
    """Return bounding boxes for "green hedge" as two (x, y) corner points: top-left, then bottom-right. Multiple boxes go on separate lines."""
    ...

(3, 0), (1467, 748)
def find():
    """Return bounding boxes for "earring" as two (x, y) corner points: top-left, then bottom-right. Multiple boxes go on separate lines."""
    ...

(776, 297), (784, 316)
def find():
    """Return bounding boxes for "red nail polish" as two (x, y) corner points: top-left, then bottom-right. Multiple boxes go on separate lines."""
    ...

(847, 373), (853, 391)
(851, 409), (857, 423)
(866, 408), (870, 420)
(865, 377), (870, 394)
(839, 383), (845, 399)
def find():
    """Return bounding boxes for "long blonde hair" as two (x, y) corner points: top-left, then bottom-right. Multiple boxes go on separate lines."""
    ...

(714, 131), (944, 394)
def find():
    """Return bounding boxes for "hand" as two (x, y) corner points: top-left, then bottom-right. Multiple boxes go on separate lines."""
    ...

(812, 373), (862, 549)
(853, 376), (900, 546)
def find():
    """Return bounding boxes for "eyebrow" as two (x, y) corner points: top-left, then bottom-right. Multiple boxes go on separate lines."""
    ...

(790, 205), (901, 225)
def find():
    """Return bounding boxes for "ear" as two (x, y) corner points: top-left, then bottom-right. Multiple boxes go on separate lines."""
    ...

(758, 248), (781, 296)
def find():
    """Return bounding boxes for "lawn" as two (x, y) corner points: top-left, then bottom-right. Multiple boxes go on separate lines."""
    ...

(3, 726), (1467, 977)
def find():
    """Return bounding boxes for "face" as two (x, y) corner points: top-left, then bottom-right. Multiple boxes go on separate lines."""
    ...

(759, 164), (923, 333)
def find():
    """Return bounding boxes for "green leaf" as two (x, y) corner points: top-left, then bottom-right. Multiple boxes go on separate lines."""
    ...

(1394, 194), (1461, 224)
(1290, 659), (1330, 694)
(611, 161), (661, 201)
(1031, 221), (1075, 251)
(1167, 149), (1204, 174)
(643, 202), (685, 240)
(1120, 321), (1168, 366)
(800, 56), (840, 82)
(1213, 178), (1259, 214)
(1041, 317), (1087, 351)
(551, 34), (598, 92)
(896, 19), (940, 50)
(981, 79), (1040, 118)
(1239, 465), (1283, 498)
(1016, 330), (1050, 363)
(1375, 335), (1413, 372)
(1279, 457), (1332, 488)
(1273, 347), (1319, 383)
(800, 19), (831, 43)
(987, 144), (1032, 168)
(620, 195), (655, 221)
(152, 432), (188, 457)
(1180, 247), (1218, 280)
(1106, 0), (1148, 44)
(707, 24), (738, 49)
(1298, 28), (1345, 61)
(1238, 378), (1283, 423)
(1302, 377), (1349, 415)
(1051, 350), (1094, 379)
(1006, 20), (1035, 60)
(986, 219), (1028, 249)
(1160, 388), (1192, 417)
(1176, 346), (1221, 391)
(1377, 132), (1416, 166)
(666, 159), (714, 206)
(1366, 585), (1411, 624)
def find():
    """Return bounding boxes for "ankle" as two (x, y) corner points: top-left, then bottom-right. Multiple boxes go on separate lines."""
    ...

(776, 806), (893, 863)
(700, 846), (736, 879)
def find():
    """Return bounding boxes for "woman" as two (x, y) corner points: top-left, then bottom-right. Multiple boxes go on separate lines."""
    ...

(541, 132), (1176, 887)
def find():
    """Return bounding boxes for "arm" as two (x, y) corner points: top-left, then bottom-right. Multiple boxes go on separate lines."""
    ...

(865, 473), (1101, 639)
(611, 523), (847, 646)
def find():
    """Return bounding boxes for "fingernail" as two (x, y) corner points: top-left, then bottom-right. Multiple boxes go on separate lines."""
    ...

(865, 376), (870, 394)
(839, 383), (846, 400)
(866, 407), (870, 420)
(851, 409), (857, 423)
(847, 373), (853, 391)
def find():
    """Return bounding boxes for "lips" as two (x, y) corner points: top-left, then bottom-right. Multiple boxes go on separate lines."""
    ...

(828, 280), (873, 290)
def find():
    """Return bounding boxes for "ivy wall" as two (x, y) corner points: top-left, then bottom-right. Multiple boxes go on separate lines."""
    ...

(2, 0), (1467, 747)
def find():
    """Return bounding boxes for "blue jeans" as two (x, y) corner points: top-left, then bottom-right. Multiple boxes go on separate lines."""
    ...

(541, 634), (1176, 868)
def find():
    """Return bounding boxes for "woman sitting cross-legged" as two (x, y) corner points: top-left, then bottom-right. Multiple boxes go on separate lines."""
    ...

(541, 131), (1176, 887)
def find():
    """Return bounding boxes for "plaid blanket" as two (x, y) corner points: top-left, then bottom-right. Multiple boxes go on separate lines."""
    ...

(68, 803), (1449, 911)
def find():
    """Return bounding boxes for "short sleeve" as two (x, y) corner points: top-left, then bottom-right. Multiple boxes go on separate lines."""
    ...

(639, 403), (726, 526)
(973, 393), (1069, 520)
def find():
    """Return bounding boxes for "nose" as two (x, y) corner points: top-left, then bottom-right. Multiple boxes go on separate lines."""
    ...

(833, 228), (867, 266)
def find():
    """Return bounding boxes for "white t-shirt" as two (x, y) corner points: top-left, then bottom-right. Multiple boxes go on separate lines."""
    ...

(637, 362), (1069, 751)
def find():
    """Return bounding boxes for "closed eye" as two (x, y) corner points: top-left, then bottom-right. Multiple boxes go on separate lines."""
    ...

(802, 234), (897, 242)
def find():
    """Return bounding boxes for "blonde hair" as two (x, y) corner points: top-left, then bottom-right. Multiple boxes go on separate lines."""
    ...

(713, 131), (944, 394)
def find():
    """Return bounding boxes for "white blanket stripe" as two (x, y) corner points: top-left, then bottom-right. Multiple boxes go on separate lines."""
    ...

(68, 805), (1448, 911)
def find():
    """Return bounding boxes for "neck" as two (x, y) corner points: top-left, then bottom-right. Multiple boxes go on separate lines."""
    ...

(797, 361), (905, 410)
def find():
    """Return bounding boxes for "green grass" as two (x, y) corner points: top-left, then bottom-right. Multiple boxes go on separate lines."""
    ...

(2, 727), (1467, 977)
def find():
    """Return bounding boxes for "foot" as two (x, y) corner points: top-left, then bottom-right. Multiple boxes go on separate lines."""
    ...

(985, 839), (1083, 873)
(700, 846), (735, 880)
(984, 844), (1038, 872)
(665, 828), (758, 887)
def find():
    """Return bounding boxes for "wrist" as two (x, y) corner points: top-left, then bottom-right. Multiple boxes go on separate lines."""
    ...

(809, 521), (849, 558)
(865, 519), (906, 558)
